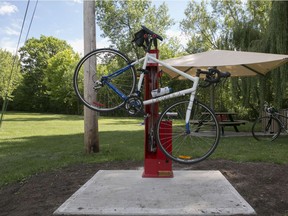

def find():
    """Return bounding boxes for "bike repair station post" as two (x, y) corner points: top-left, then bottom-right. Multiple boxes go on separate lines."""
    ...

(142, 48), (173, 178)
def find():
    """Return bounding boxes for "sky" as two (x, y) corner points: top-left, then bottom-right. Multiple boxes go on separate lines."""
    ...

(0, 0), (190, 56)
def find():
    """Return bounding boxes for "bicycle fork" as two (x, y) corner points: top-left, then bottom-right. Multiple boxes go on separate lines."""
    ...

(274, 115), (288, 134)
(184, 94), (197, 135)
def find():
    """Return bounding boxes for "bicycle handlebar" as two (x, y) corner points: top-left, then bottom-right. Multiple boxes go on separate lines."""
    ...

(196, 68), (231, 87)
(264, 101), (277, 114)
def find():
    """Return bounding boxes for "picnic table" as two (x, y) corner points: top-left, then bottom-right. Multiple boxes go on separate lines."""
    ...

(214, 112), (248, 135)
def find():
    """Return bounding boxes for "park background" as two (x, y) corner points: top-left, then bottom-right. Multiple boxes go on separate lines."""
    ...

(0, 1), (288, 215)
(1, 0), (288, 119)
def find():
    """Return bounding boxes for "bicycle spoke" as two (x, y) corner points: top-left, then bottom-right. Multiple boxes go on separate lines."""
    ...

(252, 116), (281, 141)
(73, 48), (136, 112)
(156, 100), (220, 164)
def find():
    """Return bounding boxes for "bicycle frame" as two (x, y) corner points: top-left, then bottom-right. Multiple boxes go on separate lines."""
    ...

(271, 112), (288, 133)
(103, 52), (200, 129)
(135, 53), (199, 104)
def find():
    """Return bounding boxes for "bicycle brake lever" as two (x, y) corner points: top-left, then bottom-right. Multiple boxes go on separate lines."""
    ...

(220, 71), (231, 78)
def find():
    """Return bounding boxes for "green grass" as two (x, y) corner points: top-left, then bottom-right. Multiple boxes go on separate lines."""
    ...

(213, 122), (288, 163)
(212, 136), (288, 164)
(0, 112), (144, 187)
(0, 112), (287, 187)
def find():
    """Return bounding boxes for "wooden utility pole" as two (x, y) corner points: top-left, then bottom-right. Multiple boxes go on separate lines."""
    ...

(83, 0), (99, 153)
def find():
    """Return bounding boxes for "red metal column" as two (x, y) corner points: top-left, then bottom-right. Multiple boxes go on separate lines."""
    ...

(142, 49), (173, 178)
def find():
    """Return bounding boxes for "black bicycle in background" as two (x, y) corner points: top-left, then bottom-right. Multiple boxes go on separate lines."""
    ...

(252, 102), (288, 141)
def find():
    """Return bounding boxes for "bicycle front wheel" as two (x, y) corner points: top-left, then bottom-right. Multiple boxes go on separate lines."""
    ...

(156, 100), (220, 164)
(252, 116), (281, 141)
(73, 48), (137, 112)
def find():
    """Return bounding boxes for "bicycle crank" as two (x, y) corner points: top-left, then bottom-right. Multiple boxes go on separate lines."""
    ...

(124, 95), (143, 116)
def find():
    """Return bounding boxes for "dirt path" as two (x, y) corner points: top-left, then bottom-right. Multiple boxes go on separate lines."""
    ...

(0, 160), (287, 216)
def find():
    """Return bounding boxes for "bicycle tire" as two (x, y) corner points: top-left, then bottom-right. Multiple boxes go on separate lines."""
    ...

(155, 99), (220, 164)
(73, 48), (137, 112)
(252, 116), (281, 141)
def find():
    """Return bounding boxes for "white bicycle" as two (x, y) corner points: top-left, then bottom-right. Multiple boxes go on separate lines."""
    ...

(73, 25), (230, 164)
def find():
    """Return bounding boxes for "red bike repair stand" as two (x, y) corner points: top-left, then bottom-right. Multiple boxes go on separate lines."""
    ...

(142, 49), (173, 178)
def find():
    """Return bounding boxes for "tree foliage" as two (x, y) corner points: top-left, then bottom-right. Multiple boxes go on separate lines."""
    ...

(181, 0), (271, 52)
(266, 1), (288, 108)
(44, 49), (81, 113)
(181, 0), (220, 52)
(12, 36), (80, 113)
(5, 1), (288, 118)
(180, 0), (288, 119)
(0, 49), (22, 102)
(95, 0), (176, 59)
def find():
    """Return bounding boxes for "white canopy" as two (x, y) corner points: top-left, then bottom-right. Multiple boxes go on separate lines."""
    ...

(160, 50), (288, 78)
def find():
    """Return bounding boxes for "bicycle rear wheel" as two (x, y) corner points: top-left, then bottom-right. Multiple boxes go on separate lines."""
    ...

(252, 116), (281, 141)
(73, 48), (137, 112)
(156, 100), (220, 164)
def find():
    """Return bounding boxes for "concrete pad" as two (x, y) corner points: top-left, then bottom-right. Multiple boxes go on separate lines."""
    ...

(54, 170), (256, 216)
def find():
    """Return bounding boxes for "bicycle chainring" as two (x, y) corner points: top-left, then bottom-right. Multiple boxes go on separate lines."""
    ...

(125, 95), (143, 116)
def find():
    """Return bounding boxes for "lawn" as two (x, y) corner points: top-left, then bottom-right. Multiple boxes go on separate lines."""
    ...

(0, 112), (287, 187)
